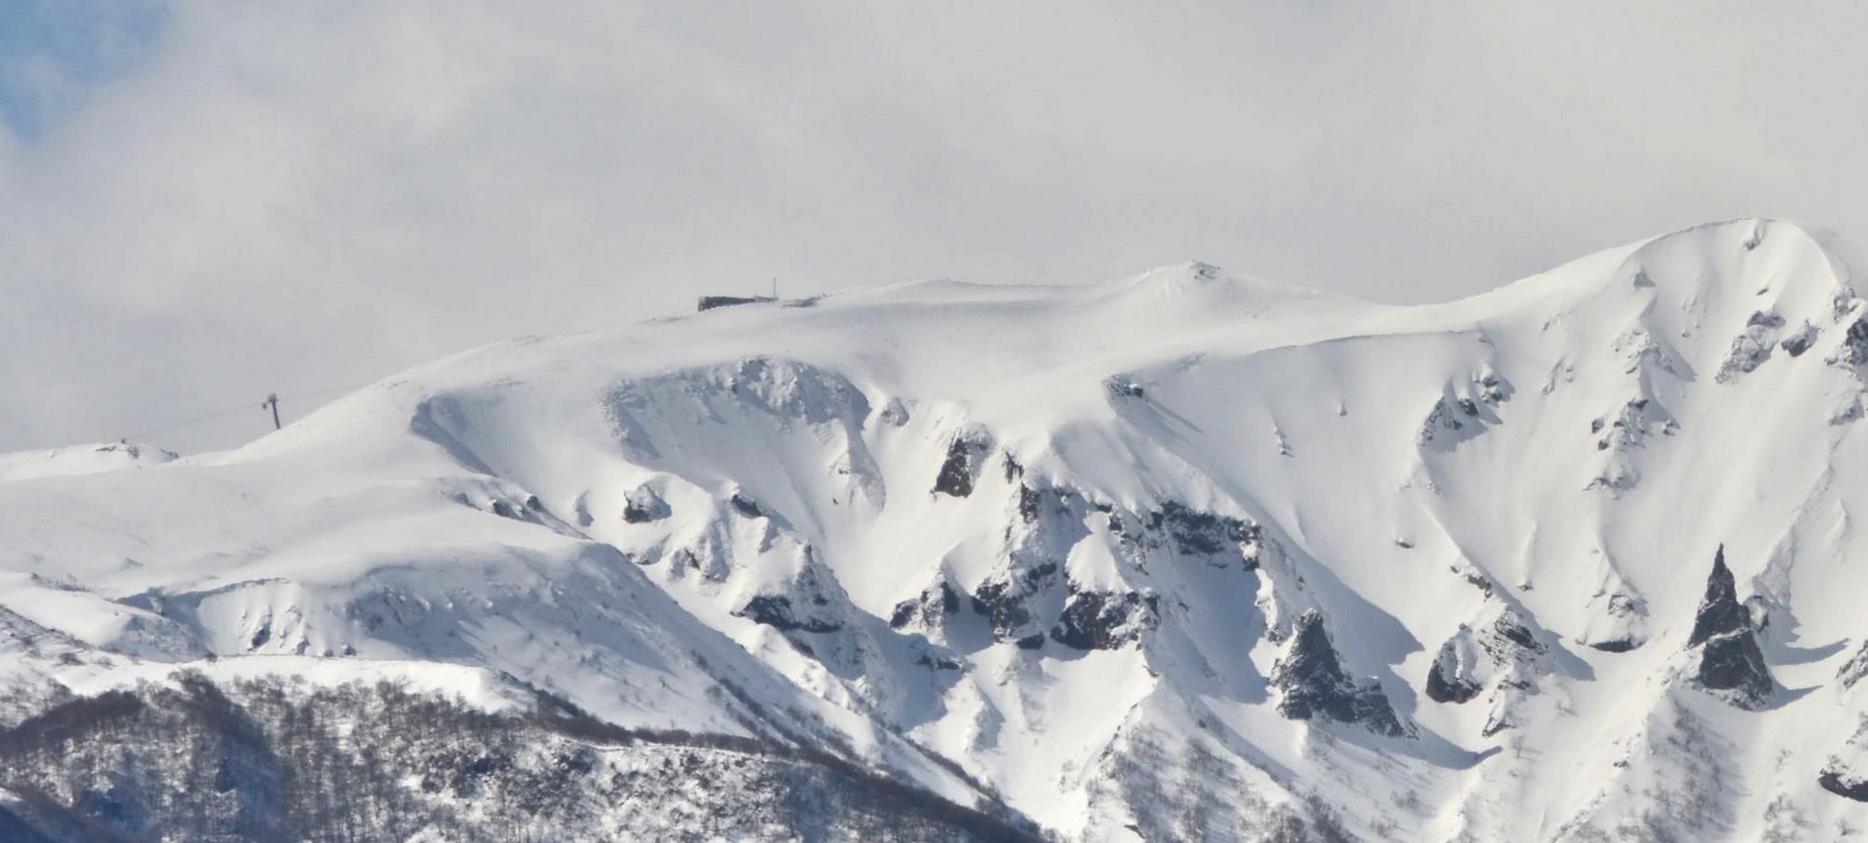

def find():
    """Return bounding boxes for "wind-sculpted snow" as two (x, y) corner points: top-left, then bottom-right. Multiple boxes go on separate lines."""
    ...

(9, 219), (1868, 838)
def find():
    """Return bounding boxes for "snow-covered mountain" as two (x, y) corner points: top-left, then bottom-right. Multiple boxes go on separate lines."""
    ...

(6, 218), (1868, 840)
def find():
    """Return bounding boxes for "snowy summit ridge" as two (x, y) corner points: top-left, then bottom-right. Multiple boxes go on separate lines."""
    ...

(6, 218), (1868, 839)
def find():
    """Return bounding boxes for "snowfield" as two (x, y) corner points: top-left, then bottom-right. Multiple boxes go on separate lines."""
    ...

(6, 218), (1868, 839)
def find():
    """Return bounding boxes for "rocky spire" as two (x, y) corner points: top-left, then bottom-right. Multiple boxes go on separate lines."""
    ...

(1686, 545), (1750, 647)
(1685, 545), (1773, 708)
(1272, 610), (1409, 737)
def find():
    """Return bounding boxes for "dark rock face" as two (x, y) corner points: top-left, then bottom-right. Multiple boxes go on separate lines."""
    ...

(1104, 376), (1145, 399)
(622, 484), (670, 524)
(1049, 589), (1160, 650)
(1696, 631), (1772, 700)
(890, 581), (961, 631)
(1820, 769), (1868, 802)
(971, 563), (1058, 645)
(933, 432), (992, 498)
(1841, 317), (1868, 367)
(1016, 485), (1048, 522)
(1424, 642), (1481, 704)
(968, 483), (1091, 647)
(1781, 322), (1819, 357)
(1418, 398), (1466, 445)
(1687, 546), (1751, 647)
(1716, 312), (1785, 382)
(734, 595), (841, 633)
(1837, 641), (1868, 689)
(1271, 611), (1408, 737)
(1587, 638), (1640, 653)
(1494, 616), (1540, 652)
(1149, 502), (1255, 560)
(1422, 610), (1548, 710)
(728, 493), (764, 519)
(1685, 545), (1773, 708)
(1101, 500), (1263, 572)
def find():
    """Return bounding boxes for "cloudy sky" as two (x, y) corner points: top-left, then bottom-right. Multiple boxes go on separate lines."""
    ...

(1, 1), (1863, 452)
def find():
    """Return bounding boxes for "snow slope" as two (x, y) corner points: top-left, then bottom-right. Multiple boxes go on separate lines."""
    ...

(7, 218), (1868, 839)
(0, 442), (176, 482)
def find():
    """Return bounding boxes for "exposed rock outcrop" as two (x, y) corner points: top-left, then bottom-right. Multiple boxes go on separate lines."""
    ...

(1417, 396), (1472, 448)
(971, 564), (1058, 649)
(732, 549), (848, 637)
(1425, 637), (1484, 704)
(1049, 588), (1160, 650)
(960, 490), (1260, 653)
(1579, 567), (1649, 653)
(622, 483), (670, 524)
(735, 594), (842, 633)
(1585, 396), (1678, 494)
(728, 492), (764, 519)
(1271, 610), (1408, 737)
(933, 430), (992, 498)
(1780, 321), (1819, 357)
(1104, 375), (1145, 399)
(1837, 640), (1868, 689)
(890, 580), (961, 632)
(1101, 500), (1265, 573)
(1819, 769), (1868, 802)
(1835, 316), (1868, 368)
(1424, 606), (1558, 735)
(1819, 716), (1868, 804)
(1686, 546), (1751, 647)
(1148, 502), (1260, 568)
(1715, 311), (1785, 382)
(1684, 546), (1773, 709)
(968, 485), (1088, 647)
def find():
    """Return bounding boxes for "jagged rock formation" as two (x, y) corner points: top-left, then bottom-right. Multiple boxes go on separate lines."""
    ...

(890, 580), (961, 632)
(14, 221), (1868, 839)
(1271, 610), (1408, 737)
(1838, 641), (1868, 689)
(1716, 311), (1786, 382)
(1426, 636), (1485, 704)
(1138, 501), (1262, 569)
(1781, 321), (1820, 357)
(1835, 315), (1868, 367)
(1426, 606), (1564, 735)
(1819, 716), (1868, 805)
(1049, 588), (1160, 650)
(1685, 546), (1774, 709)
(970, 564), (1056, 650)
(736, 593), (842, 633)
(621, 482), (670, 523)
(932, 430), (991, 498)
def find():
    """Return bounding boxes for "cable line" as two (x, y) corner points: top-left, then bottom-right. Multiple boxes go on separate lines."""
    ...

(120, 378), (377, 443)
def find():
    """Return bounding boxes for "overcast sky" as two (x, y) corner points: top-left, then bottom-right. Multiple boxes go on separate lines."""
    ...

(1, 1), (1864, 453)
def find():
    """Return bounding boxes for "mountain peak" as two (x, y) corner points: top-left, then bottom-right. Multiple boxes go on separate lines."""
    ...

(10, 222), (1868, 840)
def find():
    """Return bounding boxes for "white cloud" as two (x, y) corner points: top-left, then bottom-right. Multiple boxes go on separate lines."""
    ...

(2, 1), (1864, 451)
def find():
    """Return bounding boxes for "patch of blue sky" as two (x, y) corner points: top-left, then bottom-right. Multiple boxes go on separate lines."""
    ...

(0, 0), (169, 141)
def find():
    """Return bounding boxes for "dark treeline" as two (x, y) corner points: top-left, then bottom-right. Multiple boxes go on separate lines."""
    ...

(0, 672), (1043, 842)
